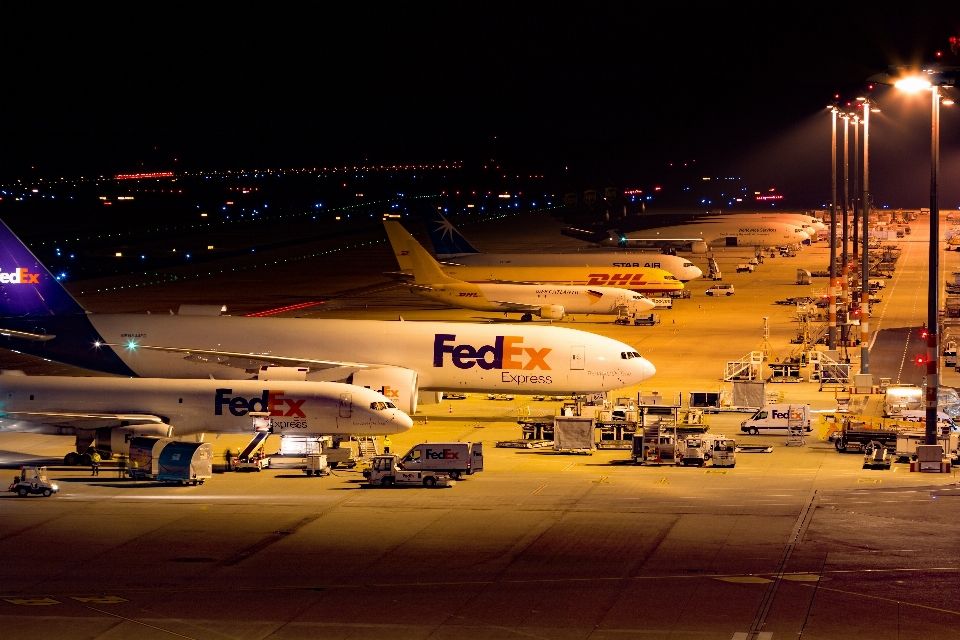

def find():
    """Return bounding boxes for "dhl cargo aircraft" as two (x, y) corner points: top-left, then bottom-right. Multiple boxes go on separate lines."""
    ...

(0, 219), (656, 414)
(384, 221), (656, 321)
(385, 223), (684, 294)
(423, 211), (704, 281)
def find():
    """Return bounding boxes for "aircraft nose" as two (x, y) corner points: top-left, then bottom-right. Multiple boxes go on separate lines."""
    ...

(638, 297), (656, 311)
(394, 410), (414, 432)
(639, 357), (656, 381)
(689, 266), (704, 280)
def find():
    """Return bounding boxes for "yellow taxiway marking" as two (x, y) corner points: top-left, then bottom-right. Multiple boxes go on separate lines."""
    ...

(705, 470), (728, 474)
(802, 584), (960, 617)
(532, 484), (547, 495)
(86, 606), (200, 639)
(780, 573), (820, 582)
(3, 597), (60, 605)
(715, 576), (772, 584)
(592, 475), (610, 484)
(857, 478), (882, 484)
(71, 596), (128, 603)
(652, 477), (671, 485)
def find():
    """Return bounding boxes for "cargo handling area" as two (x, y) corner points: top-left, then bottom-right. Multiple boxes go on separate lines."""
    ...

(2, 5), (959, 639)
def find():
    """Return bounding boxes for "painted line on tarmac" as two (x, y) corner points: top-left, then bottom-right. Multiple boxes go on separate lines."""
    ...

(800, 583), (960, 617)
(85, 606), (200, 639)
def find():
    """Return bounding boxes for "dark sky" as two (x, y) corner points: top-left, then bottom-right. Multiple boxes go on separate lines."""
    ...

(2, 2), (958, 206)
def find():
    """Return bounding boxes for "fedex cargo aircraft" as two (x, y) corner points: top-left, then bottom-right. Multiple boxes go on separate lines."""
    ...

(0, 220), (655, 410)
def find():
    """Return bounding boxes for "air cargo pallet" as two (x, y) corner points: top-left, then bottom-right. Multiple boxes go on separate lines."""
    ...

(496, 439), (552, 449)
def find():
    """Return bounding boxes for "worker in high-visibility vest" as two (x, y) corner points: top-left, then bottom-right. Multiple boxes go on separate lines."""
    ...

(383, 436), (392, 454)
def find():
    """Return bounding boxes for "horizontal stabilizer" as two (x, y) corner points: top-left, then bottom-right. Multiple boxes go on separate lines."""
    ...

(560, 227), (612, 244)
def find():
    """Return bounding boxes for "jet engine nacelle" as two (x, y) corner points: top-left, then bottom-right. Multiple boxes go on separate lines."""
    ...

(351, 367), (419, 414)
(691, 241), (708, 254)
(106, 425), (174, 455)
(539, 305), (565, 320)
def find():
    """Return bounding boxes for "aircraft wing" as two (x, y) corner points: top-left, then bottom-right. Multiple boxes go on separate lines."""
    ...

(103, 343), (372, 370)
(0, 327), (56, 341)
(0, 411), (166, 430)
(486, 300), (542, 312)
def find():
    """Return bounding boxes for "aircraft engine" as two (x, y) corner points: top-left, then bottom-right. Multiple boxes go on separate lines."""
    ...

(351, 367), (419, 414)
(539, 305), (565, 320)
(691, 241), (708, 253)
(106, 425), (174, 455)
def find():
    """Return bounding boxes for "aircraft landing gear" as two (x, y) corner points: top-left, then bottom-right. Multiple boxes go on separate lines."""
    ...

(520, 313), (533, 322)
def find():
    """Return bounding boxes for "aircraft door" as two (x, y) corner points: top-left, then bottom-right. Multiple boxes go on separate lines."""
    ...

(570, 345), (585, 370)
(338, 393), (352, 418)
(725, 236), (739, 247)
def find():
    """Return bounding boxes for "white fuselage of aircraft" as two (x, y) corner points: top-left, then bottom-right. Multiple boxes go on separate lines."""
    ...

(604, 220), (809, 248)
(0, 377), (412, 437)
(417, 283), (655, 318)
(440, 252), (703, 281)
(84, 315), (655, 394)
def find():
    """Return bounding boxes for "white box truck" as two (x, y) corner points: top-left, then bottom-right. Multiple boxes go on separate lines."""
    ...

(399, 442), (483, 480)
(740, 404), (811, 435)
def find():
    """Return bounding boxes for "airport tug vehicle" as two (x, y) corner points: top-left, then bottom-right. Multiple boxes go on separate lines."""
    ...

(364, 454), (451, 488)
(8, 466), (59, 497)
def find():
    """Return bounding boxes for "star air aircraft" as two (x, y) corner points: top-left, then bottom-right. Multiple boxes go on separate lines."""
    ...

(384, 223), (683, 294)
(423, 211), (703, 281)
(385, 221), (656, 321)
(0, 219), (656, 414)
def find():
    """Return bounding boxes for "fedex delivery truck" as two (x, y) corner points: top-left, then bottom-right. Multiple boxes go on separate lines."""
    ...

(399, 442), (484, 480)
(740, 404), (811, 435)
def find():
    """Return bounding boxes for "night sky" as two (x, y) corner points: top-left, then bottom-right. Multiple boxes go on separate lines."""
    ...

(2, 2), (958, 207)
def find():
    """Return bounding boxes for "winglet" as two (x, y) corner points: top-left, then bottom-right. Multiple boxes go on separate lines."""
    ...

(421, 209), (480, 258)
(383, 222), (459, 285)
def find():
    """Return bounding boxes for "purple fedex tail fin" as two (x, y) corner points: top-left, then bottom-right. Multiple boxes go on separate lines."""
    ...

(0, 219), (85, 316)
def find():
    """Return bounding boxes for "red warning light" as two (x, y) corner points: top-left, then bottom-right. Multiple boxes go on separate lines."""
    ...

(916, 356), (926, 365)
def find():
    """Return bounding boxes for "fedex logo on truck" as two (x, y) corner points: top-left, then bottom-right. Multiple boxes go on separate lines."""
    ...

(0, 268), (41, 284)
(425, 448), (460, 460)
(771, 408), (805, 420)
(433, 334), (551, 370)
(215, 388), (306, 417)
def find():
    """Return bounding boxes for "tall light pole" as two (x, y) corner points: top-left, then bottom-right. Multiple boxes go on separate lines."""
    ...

(841, 111), (851, 344)
(852, 114), (860, 270)
(894, 73), (954, 445)
(828, 105), (839, 349)
(856, 95), (876, 375)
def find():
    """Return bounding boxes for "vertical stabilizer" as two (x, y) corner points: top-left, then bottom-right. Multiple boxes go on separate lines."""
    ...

(0, 219), (85, 317)
(383, 222), (459, 285)
(421, 209), (480, 258)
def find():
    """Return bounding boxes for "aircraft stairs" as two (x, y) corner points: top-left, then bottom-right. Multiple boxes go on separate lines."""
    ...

(724, 351), (763, 381)
(356, 437), (380, 459)
(239, 430), (271, 461)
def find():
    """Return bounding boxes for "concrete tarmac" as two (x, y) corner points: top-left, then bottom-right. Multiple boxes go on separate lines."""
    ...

(2, 211), (960, 639)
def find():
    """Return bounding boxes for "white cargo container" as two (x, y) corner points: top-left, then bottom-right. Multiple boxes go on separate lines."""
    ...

(884, 386), (922, 417)
(740, 404), (811, 435)
(399, 442), (483, 479)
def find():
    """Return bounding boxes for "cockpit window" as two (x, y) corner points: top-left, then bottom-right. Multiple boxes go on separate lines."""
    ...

(385, 402), (396, 409)
(370, 402), (389, 410)
(621, 352), (642, 359)
(683, 262), (694, 268)
(665, 275), (678, 280)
